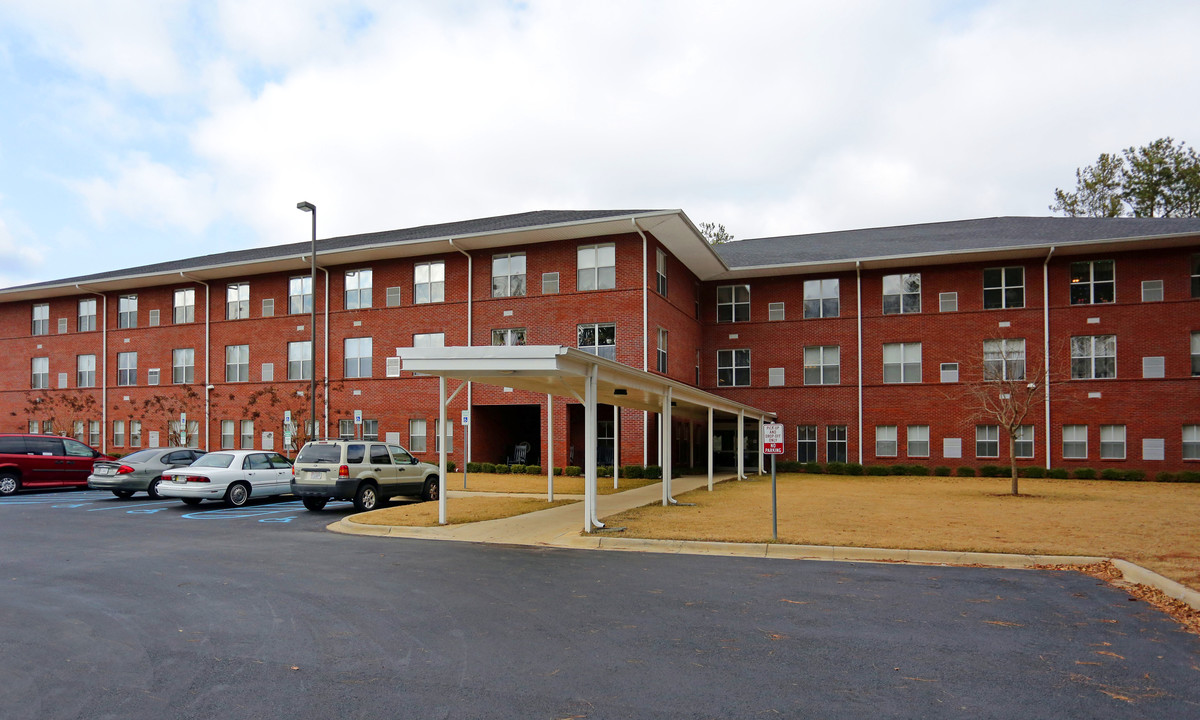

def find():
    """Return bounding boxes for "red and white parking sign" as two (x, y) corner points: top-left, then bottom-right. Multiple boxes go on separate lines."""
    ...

(762, 423), (785, 455)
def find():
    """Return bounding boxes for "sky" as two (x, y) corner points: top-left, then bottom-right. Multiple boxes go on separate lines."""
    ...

(0, 0), (1197, 288)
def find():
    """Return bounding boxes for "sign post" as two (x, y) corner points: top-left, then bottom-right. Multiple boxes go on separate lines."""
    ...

(354, 409), (363, 439)
(762, 422), (785, 541)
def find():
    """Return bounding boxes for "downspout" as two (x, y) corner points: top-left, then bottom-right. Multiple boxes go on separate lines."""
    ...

(448, 238), (472, 477)
(77, 286), (107, 452)
(180, 273), (209, 449)
(1043, 246), (1055, 470)
(632, 219), (649, 466)
(856, 262), (864, 464)
(321, 265), (329, 439)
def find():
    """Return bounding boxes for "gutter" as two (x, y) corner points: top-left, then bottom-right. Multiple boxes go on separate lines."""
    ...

(180, 273), (210, 450)
(632, 219), (650, 466)
(1043, 246), (1055, 469)
(448, 238), (473, 471)
(856, 262), (863, 465)
(76, 285), (107, 452)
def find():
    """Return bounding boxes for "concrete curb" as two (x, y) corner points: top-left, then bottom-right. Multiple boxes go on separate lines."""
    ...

(1111, 558), (1200, 610)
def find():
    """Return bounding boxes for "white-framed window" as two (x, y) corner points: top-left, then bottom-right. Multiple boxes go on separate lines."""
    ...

(542, 272), (560, 294)
(89, 420), (100, 447)
(984, 267), (1025, 309)
(1014, 425), (1035, 459)
(826, 426), (848, 463)
(940, 362), (959, 383)
(118, 294), (138, 329)
(577, 323), (616, 361)
(1071, 335), (1116, 379)
(656, 249), (667, 296)
(148, 309), (160, 327)
(797, 426), (818, 462)
(221, 420), (236, 449)
(803, 279), (839, 318)
(345, 269), (373, 309)
(876, 425), (897, 457)
(491, 328), (527, 346)
(413, 332), (445, 348)
(717, 348), (750, 387)
(983, 338), (1026, 381)
(78, 298), (97, 332)
(435, 419), (454, 452)
(174, 288), (195, 323)
(241, 420), (254, 449)
(939, 292), (958, 312)
(883, 342), (921, 383)
(77, 354), (96, 387)
(716, 284), (750, 322)
(226, 345), (249, 382)
(31, 357), (49, 389)
(73, 420), (85, 443)
(288, 276), (312, 314)
(657, 328), (668, 373)
(907, 425), (929, 458)
(1141, 280), (1164, 302)
(1100, 425), (1126, 460)
(32, 303), (49, 335)
(117, 352), (137, 386)
(344, 337), (372, 378)
(1069, 260), (1115, 304)
(171, 348), (194, 384)
(262, 298), (274, 317)
(409, 418), (427, 453)
(1063, 424), (1088, 459)
(577, 243), (616, 291)
(288, 341), (312, 380)
(113, 420), (125, 447)
(386, 286), (402, 307)
(414, 261), (445, 304)
(491, 253), (526, 298)
(803, 346), (840, 385)
(976, 425), (999, 458)
(147, 368), (160, 386)
(1192, 254), (1200, 298)
(28, 419), (38, 434)
(1191, 332), (1200, 376)
(882, 273), (920, 314)
(129, 420), (142, 448)
(338, 419), (355, 440)
(226, 283), (250, 320)
(768, 302), (785, 321)
(1183, 425), (1200, 460)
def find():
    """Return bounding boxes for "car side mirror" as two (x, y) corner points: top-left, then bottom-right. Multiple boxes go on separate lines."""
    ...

(410, 457), (419, 465)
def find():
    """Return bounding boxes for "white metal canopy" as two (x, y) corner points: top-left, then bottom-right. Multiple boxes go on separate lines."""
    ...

(396, 345), (777, 532)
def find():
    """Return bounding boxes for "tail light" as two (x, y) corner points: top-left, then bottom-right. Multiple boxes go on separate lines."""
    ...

(338, 465), (349, 478)
(185, 475), (210, 483)
(117, 465), (135, 475)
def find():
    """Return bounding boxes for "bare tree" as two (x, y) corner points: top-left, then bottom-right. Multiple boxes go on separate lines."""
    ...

(22, 391), (100, 438)
(136, 385), (207, 446)
(698, 221), (734, 244)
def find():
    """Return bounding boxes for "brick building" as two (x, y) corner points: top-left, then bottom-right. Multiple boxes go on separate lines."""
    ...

(2, 210), (1198, 474)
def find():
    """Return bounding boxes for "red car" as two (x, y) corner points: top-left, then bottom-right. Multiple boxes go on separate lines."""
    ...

(0, 434), (114, 496)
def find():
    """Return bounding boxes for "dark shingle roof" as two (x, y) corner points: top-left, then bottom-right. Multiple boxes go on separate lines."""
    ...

(715, 216), (1200, 268)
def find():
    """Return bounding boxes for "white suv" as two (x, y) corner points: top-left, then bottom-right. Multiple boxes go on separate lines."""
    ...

(291, 440), (439, 512)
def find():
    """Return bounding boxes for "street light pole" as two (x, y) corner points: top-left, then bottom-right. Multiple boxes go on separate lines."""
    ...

(297, 201), (317, 442)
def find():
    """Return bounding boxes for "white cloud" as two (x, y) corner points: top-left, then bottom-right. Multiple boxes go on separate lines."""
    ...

(71, 154), (217, 234)
(0, 209), (45, 287)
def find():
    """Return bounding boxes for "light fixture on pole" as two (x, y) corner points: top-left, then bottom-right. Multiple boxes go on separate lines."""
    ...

(297, 201), (317, 441)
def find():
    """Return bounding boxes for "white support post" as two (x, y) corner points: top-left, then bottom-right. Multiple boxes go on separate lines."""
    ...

(584, 364), (601, 531)
(546, 394), (554, 502)
(662, 387), (672, 505)
(688, 419), (694, 469)
(737, 410), (745, 480)
(438, 375), (447, 525)
(613, 405), (620, 489)
(759, 415), (765, 475)
(707, 406), (714, 491)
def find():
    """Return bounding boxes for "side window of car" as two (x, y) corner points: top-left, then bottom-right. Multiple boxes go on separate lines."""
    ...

(166, 452), (189, 464)
(388, 445), (414, 465)
(268, 453), (292, 469)
(369, 444), (392, 464)
(62, 438), (95, 457)
(29, 436), (66, 456)
(245, 453), (271, 470)
(0, 436), (26, 454)
(346, 444), (366, 464)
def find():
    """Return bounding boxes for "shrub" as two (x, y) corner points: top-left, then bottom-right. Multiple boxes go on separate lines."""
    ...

(526, 465), (542, 475)
(554, 467), (564, 476)
(597, 465), (613, 478)
(1100, 468), (1125, 481)
(510, 464), (527, 475)
(466, 462), (482, 473)
(979, 465), (1003, 478)
(494, 464), (510, 474)
(1178, 471), (1200, 483)
(446, 461), (456, 473)
(933, 466), (952, 477)
(1022, 466), (1045, 478)
(565, 466), (582, 477)
(622, 465), (644, 479)
(1072, 468), (1096, 479)
(481, 462), (497, 473)
(845, 463), (864, 476)
(865, 465), (889, 476)
(905, 465), (930, 477)
(824, 462), (847, 475)
(1124, 470), (1145, 482)
(777, 460), (803, 473)
(644, 465), (663, 480)
(956, 466), (976, 477)
(803, 462), (823, 474)
(1047, 468), (1070, 479)
(1157, 471), (1177, 483)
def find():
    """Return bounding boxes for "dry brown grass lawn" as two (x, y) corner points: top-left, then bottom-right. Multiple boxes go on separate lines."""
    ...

(446, 472), (658, 495)
(605, 474), (1200, 590)
(354, 496), (578, 527)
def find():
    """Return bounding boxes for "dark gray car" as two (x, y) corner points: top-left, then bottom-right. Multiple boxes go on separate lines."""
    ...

(88, 447), (207, 499)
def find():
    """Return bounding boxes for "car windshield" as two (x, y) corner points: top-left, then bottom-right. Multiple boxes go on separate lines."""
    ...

(120, 449), (162, 464)
(296, 444), (341, 463)
(191, 453), (235, 469)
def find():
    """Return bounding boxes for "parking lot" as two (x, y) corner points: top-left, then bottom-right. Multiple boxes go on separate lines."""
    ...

(2, 486), (1199, 719)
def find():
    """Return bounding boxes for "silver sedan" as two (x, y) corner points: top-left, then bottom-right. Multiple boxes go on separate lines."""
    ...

(88, 447), (207, 499)
(159, 450), (293, 507)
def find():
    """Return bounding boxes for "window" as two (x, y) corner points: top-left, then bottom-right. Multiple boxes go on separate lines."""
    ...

(262, 298), (274, 317)
(656, 249), (667, 296)
(344, 337), (372, 378)
(89, 420), (100, 447)
(118, 294), (137, 328)
(984, 267), (1025, 309)
(386, 286), (402, 307)
(241, 420), (254, 449)
(130, 421), (141, 448)
(768, 368), (785, 386)
(221, 420), (236, 449)
(78, 298), (97, 332)
(289, 276), (312, 314)
(657, 329), (668, 373)
(226, 283), (249, 319)
(414, 261), (445, 303)
(413, 332), (444, 348)
(148, 309), (160, 327)
(491, 328), (527, 346)
(1071, 335), (1116, 379)
(1192, 332), (1200, 376)
(174, 288), (195, 323)
(113, 420), (125, 447)
(345, 269), (373, 309)
(803, 279), (839, 318)
(77, 355), (96, 387)
(797, 426), (818, 462)
(117, 352), (137, 386)
(362, 420), (379, 442)
(542, 272), (559, 294)
(288, 341), (312, 380)
(435, 419), (454, 452)
(172, 348), (194, 384)
(1184, 425), (1200, 460)
(976, 425), (999, 458)
(578, 323), (616, 361)
(32, 304), (49, 335)
(1063, 425), (1087, 459)
(1100, 425), (1126, 460)
(490, 253), (526, 298)
(803, 346), (840, 385)
(983, 338), (1026, 381)
(768, 302), (785, 321)
(74, 421), (86, 443)
(717, 349), (750, 387)
(940, 362), (959, 383)
(409, 419), (427, 452)
(907, 425), (929, 458)
(876, 426), (897, 457)
(147, 368), (160, 386)
(882, 273), (920, 314)
(716, 285), (750, 322)
(577, 243), (615, 291)
(1014, 426), (1034, 459)
(1142, 280), (1164, 302)
(1069, 260), (1115, 304)
(226, 345), (249, 382)
(31, 357), (49, 389)
(1192, 254), (1200, 298)
(826, 426), (848, 463)
(883, 342), (921, 383)
(338, 419), (355, 440)
(939, 292), (958, 312)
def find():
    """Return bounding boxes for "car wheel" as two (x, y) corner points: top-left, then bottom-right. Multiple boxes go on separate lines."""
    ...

(353, 483), (379, 512)
(0, 472), (20, 496)
(225, 482), (251, 508)
(112, 489), (135, 499)
(181, 498), (203, 506)
(421, 477), (439, 502)
(146, 477), (163, 500)
(302, 497), (328, 511)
